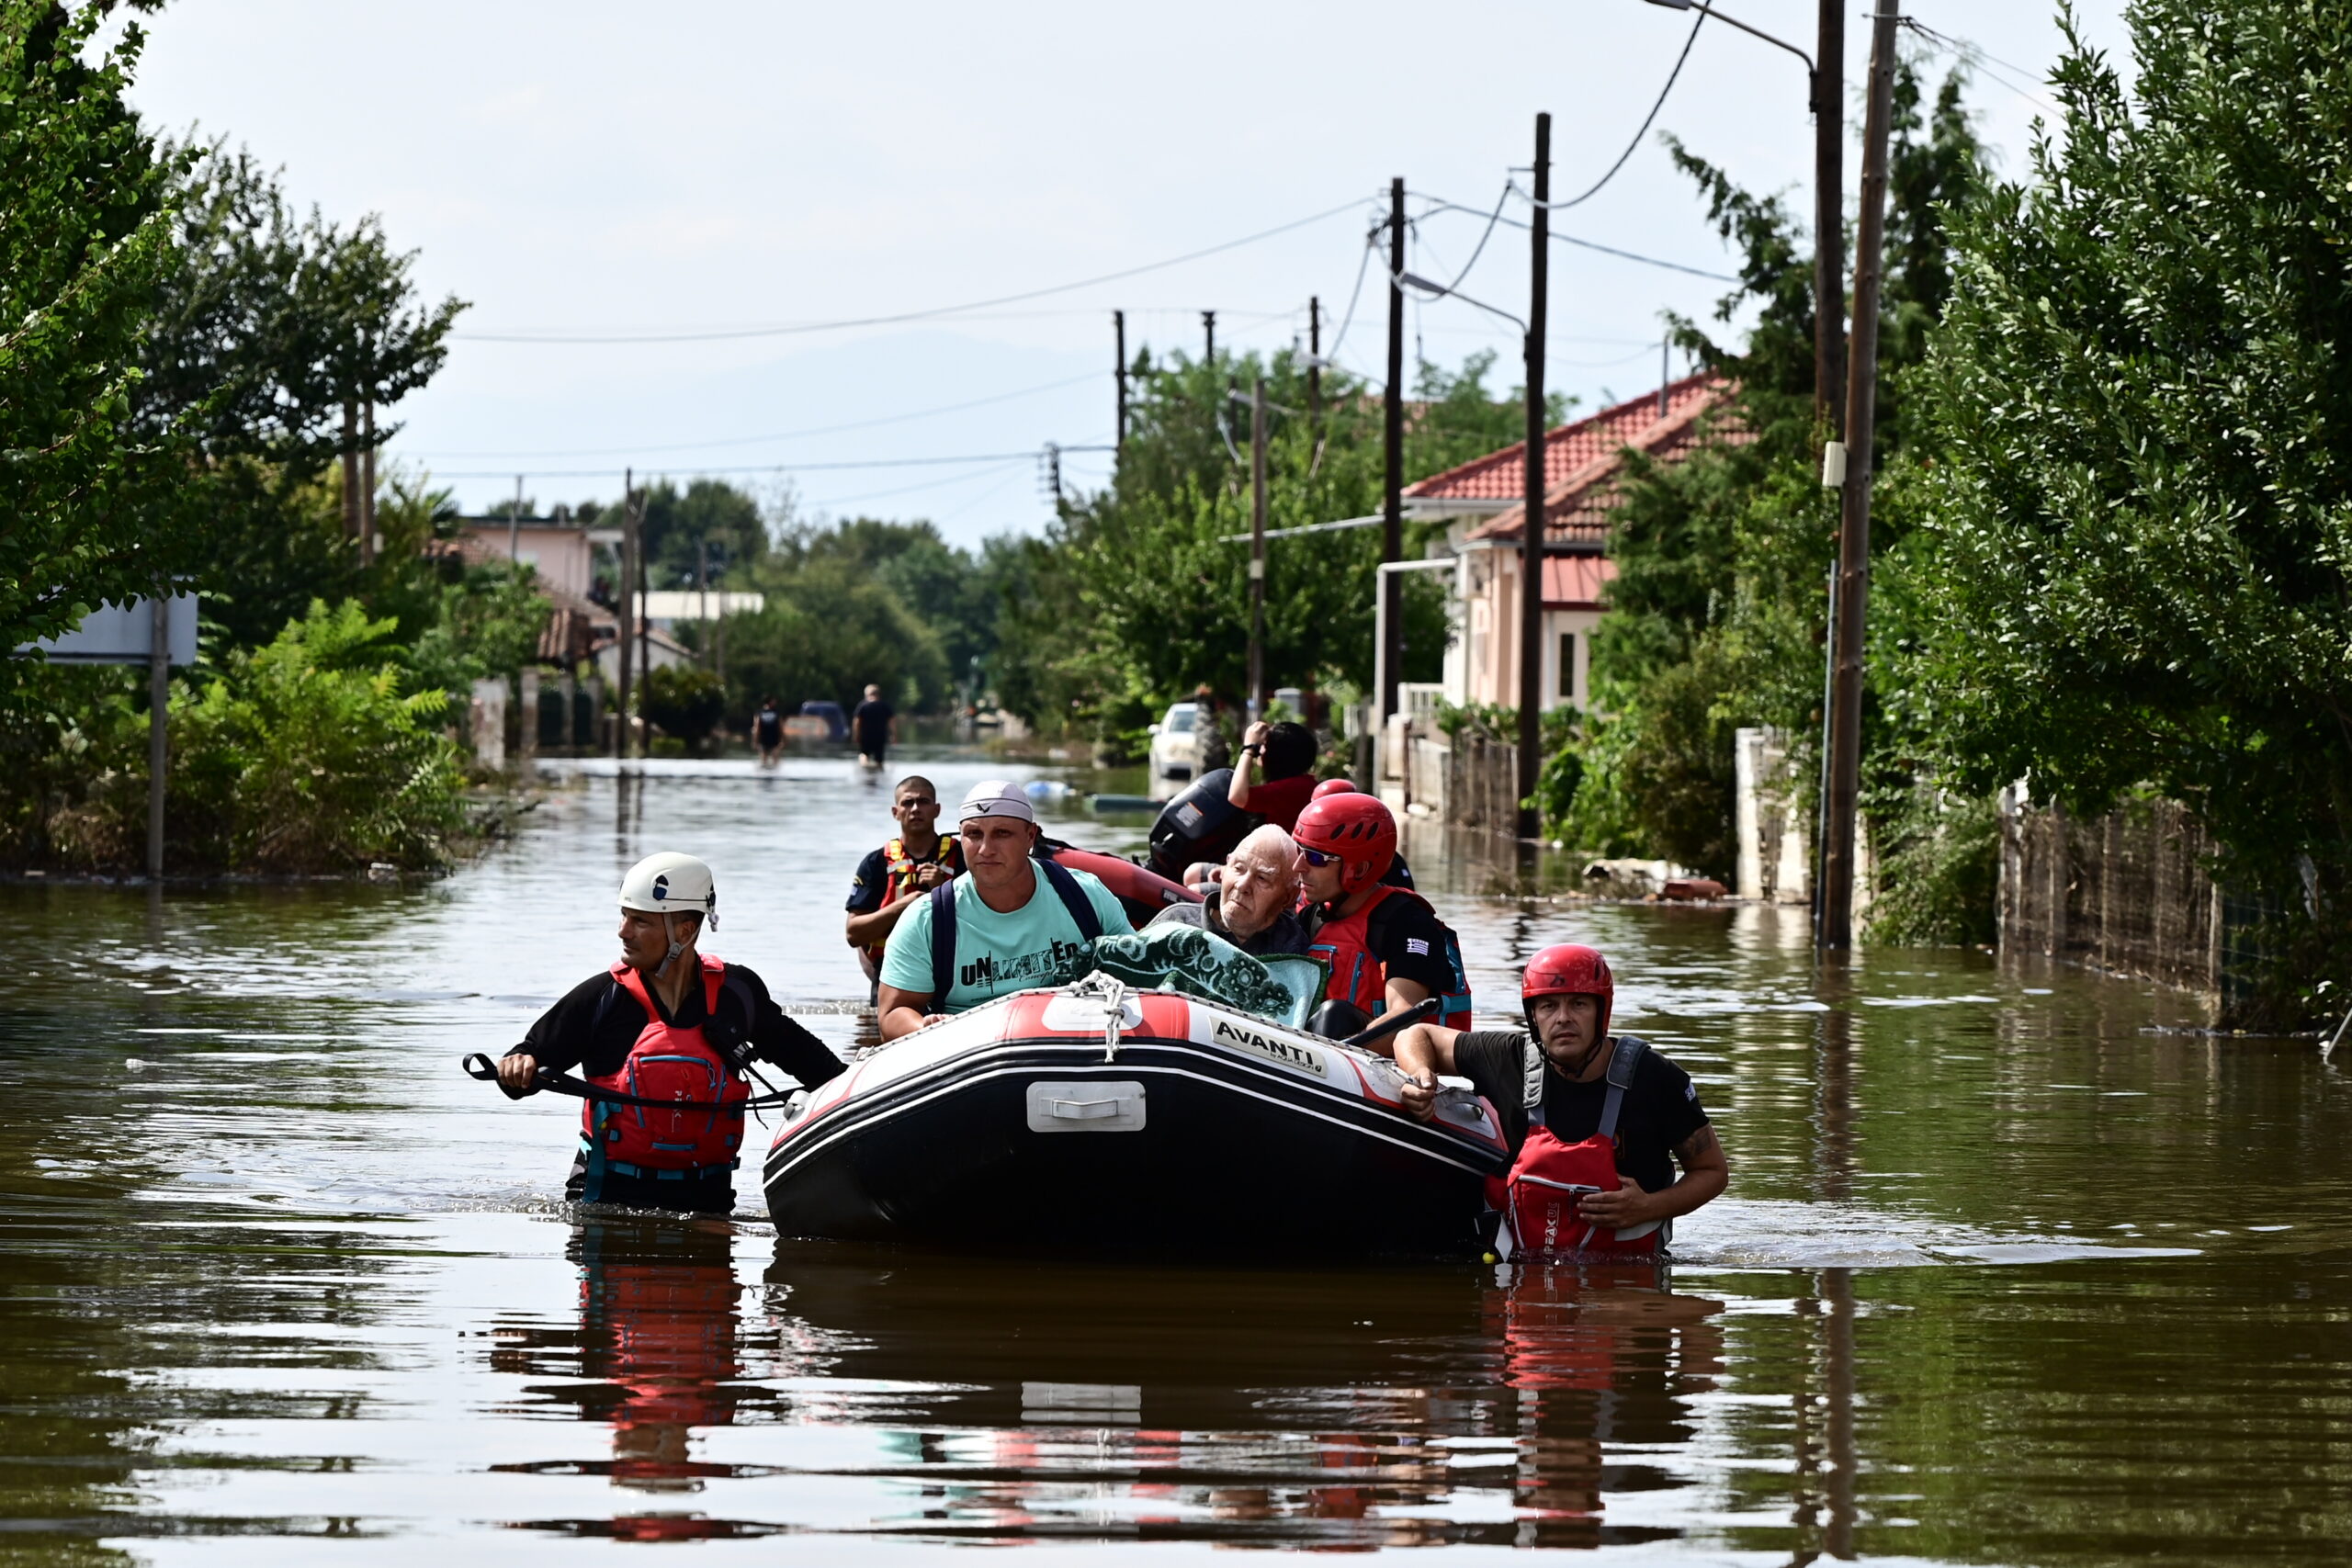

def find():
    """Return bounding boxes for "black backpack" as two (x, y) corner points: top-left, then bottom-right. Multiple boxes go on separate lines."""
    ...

(925, 858), (1103, 1000)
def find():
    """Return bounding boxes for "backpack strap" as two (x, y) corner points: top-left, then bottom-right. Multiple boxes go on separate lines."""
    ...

(1598, 1035), (1649, 1143)
(927, 880), (958, 1002)
(712, 968), (759, 1072)
(1036, 856), (1104, 942)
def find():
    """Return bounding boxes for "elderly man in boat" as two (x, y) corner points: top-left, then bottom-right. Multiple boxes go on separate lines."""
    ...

(876, 780), (1136, 1038)
(1146, 824), (1311, 957)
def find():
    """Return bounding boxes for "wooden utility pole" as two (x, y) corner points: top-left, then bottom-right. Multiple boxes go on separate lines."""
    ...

(1819, 0), (1900, 950)
(147, 591), (168, 878)
(360, 400), (378, 566)
(1815, 0), (1848, 432)
(1306, 295), (1322, 430)
(508, 475), (524, 565)
(1114, 310), (1128, 450)
(615, 468), (636, 759)
(341, 402), (361, 546)
(1203, 310), (1216, 366)
(1516, 112), (1552, 844)
(1249, 374), (1269, 716)
(1380, 177), (1407, 726)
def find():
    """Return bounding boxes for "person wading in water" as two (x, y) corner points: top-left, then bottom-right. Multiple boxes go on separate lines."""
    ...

(497, 852), (844, 1213)
(843, 775), (963, 1000)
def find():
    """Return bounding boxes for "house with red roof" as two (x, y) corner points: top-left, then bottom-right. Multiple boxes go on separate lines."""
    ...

(1401, 371), (1732, 712)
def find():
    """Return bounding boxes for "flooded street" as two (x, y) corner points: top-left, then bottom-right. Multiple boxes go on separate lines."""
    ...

(5, 750), (2350, 1564)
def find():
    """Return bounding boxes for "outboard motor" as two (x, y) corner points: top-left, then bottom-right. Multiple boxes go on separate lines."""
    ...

(1146, 768), (1253, 882)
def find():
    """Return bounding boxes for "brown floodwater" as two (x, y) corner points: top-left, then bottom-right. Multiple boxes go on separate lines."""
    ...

(2, 750), (2347, 1564)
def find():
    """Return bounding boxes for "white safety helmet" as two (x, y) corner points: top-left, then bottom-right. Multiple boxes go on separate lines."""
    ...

(618, 852), (718, 929)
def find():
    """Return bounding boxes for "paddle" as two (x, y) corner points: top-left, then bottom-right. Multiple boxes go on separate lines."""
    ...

(1338, 996), (1442, 1051)
(459, 1053), (801, 1111)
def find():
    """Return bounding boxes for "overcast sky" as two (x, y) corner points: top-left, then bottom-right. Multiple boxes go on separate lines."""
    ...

(124, 1), (2131, 546)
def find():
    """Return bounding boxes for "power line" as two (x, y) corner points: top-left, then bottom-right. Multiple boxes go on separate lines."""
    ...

(406, 370), (1104, 459)
(454, 197), (1375, 345)
(1413, 192), (1738, 282)
(1533, 6), (1710, 212)
(431, 450), (1046, 481)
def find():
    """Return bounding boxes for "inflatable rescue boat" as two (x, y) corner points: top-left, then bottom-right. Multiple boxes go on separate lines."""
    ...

(763, 974), (1510, 1257)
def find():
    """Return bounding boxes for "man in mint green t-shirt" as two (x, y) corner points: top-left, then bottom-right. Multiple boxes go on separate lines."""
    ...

(877, 780), (1134, 1038)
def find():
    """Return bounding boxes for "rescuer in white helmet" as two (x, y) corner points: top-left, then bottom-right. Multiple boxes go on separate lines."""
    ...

(494, 852), (845, 1212)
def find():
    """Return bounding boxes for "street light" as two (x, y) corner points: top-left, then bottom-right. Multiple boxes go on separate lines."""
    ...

(1641, 0), (1815, 96)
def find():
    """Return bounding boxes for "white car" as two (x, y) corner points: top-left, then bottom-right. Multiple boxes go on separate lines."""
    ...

(1147, 702), (1202, 793)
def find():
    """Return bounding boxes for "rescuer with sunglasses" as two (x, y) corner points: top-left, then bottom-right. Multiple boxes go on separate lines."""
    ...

(1292, 793), (1472, 1043)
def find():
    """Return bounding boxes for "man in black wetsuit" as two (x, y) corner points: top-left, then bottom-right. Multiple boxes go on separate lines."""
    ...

(497, 852), (844, 1213)
(1393, 943), (1726, 1237)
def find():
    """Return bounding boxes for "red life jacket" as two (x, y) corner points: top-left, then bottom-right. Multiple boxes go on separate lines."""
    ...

(582, 956), (751, 1176)
(859, 835), (962, 965)
(1489, 1036), (1668, 1260)
(1306, 885), (1474, 1030)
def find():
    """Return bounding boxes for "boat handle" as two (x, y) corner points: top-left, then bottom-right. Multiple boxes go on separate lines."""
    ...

(1048, 1097), (1123, 1120)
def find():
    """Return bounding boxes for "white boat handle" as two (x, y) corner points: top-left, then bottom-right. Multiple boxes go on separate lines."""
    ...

(1049, 1097), (1122, 1120)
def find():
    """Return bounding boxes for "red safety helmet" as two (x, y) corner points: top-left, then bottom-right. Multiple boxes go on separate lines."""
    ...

(1311, 777), (1360, 800)
(1293, 793), (1397, 896)
(1521, 943), (1613, 1040)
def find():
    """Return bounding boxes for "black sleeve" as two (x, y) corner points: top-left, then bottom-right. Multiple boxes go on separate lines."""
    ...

(1641, 1049), (1711, 1150)
(1451, 1031), (1532, 1149)
(727, 965), (848, 1088)
(1369, 897), (1457, 996)
(508, 972), (635, 1096)
(845, 848), (890, 913)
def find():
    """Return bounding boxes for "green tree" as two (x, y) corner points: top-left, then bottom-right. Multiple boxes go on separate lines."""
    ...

(640, 477), (769, 589)
(0, 1), (195, 697)
(1896, 0), (2352, 1011)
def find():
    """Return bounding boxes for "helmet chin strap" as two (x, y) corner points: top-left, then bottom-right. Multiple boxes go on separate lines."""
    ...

(653, 912), (691, 981)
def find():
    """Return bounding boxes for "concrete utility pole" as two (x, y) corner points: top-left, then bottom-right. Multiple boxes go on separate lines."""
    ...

(1203, 310), (1216, 366)
(1815, 0), (1848, 432)
(1819, 0), (1900, 950)
(1516, 112), (1553, 843)
(1249, 374), (1269, 716)
(615, 467), (636, 759)
(147, 591), (168, 878)
(508, 475), (524, 565)
(1114, 310), (1128, 451)
(1380, 177), (1407, 727)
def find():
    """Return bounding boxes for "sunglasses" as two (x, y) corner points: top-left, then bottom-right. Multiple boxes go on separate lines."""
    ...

(1300, 847), (1340, 867)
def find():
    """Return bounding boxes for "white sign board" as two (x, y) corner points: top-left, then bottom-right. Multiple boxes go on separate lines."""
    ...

(17, 594), (198, 666)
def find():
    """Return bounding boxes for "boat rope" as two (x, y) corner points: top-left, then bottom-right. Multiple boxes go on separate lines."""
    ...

(458, 1052), (802, 1112)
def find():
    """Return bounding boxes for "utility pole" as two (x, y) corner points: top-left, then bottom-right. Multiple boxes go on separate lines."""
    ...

(1658, 333), (1670, 421)
(1114, 310), (1128, 451)
(1203, 310), (1216, 366)
(1819, 0), (1900, 950)
(698, 536), (711, 667)
(508, 474), (524, 565)
(1380, 176), (1407, 727)
(615, 468), (636, 759)
(341, 402), (361, 547)
(360, 398), (378, 566)
(636, 487), (651, 714)
(1306, 295), (1322, 431)
(1815, 0), (1848, 433)
(1516, 113), (1552, 844)
(1250, 374), (1268, 716)
(147, 589), (168, 878)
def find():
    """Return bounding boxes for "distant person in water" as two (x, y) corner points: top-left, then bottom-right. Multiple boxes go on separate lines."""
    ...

(496, 853), (844, 1213)
(843, 774), (963, 1000)
(752, 695), (785, 767)
(852, 684), (894, 768)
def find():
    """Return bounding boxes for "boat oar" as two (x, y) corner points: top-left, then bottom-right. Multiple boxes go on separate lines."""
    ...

(1339, 997), (1442, 1051)
(459, 1052), (801, 1111)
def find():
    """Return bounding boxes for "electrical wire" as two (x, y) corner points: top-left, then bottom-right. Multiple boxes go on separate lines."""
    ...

(1901, 17), (2060, 114)
(407, 370), (1104, 459)
(1424, 184), (1512, 294)
(1318, 223), (1381, 366)
(456, 197), (1375, 345)
(1530, 6), (1709, 212)
(429, 450), (1046, 481)
(1413, 194), (1738, 282)
(798, 457), (1035, 512)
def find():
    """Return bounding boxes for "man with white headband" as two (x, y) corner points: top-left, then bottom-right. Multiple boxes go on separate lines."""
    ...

(876, 780), (1135, 1038)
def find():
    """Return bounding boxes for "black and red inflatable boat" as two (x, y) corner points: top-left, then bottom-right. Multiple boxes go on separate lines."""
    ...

(762, 978), (1510, 1258)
